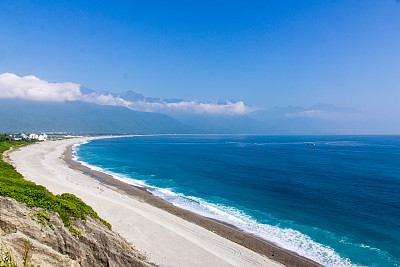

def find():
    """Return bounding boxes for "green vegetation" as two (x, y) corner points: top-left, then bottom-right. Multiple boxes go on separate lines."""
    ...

(34, 212), (50, 223)
(0, 240), (37, 267)
(0, 135), (111, 237)
(0, 134), (35, 150)
(34, 212), (54, 231)
(69, 226), (82, 239)
(21, 240), (32, 267)
(0, 242), (18, 267)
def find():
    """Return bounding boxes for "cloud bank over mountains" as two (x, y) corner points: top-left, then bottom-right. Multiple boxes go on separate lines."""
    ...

(0, 73), (256, 115)
(125, 100), (257, 115)
(283, 104), (361, 121)
(1, 72), (396, 134)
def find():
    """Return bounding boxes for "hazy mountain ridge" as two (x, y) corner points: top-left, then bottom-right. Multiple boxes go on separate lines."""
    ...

(0, 79), (377, 134)
(0, 99), (199, 134)
(91, 87), (382, 134)
(80, 87), (366, 134)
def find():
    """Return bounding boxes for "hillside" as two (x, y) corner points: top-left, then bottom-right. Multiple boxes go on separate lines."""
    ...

(0, 136), (154, 266)
(0, 197), (155, 267)
(0, 99), (199, 134)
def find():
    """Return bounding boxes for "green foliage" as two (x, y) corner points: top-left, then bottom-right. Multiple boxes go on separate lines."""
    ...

(0, 243), (18, 267)
(35, 212), (54, 231)
(0, 241), (38, 267)
(21, 240), (32, 267)
(69, 226), (82, 239)
(0, 138), (112, 234)
(0, 136), (25, 150)
(35, 212), (50, 223)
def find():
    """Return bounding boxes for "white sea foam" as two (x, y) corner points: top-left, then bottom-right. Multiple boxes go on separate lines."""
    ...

(72, 143), (357, 267)
(148, 188), (357, 267)
(72, 142), (89, 161)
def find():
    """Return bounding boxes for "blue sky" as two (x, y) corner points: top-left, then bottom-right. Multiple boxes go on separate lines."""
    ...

(1, 0), (399, 115)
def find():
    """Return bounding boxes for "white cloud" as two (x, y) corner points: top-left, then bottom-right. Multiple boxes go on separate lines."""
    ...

(0, 73), (133, 106)
(0, 72), (258, 116)
(127, 100), (259, 115)
(81, 93), (130, 106)
(285, 109), (362, 120)
(0, 73), (82, 101)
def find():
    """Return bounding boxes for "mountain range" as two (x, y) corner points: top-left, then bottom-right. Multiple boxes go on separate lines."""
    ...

(78, 88), (367, 134)
(0, 99), (198, 134)
(0, 82), (376, 134)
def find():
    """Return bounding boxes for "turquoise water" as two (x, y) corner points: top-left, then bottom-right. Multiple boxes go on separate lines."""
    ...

(74, 135), (400, 266)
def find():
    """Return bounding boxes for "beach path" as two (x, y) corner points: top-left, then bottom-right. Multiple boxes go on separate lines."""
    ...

(7, 138), (282, 267)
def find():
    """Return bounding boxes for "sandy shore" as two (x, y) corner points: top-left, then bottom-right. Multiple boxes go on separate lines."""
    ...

(7, 137), (320, 267)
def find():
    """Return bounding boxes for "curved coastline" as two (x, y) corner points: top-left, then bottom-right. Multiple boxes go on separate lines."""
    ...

(67, 137), (320, 267)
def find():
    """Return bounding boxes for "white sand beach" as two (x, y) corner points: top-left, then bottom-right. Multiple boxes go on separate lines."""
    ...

(6, 138), (282, 267)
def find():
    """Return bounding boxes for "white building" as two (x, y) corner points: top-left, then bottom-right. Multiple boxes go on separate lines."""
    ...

(28, 133), (48, 141)
(29, 133), (39, 140)
(38, 133), (48, 141)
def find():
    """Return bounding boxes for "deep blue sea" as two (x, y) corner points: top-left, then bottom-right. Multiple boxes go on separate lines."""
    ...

(74, 135), (400, 267)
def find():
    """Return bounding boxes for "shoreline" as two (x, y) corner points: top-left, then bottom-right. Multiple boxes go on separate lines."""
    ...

(8, 137), (320, 267)
(66, 138), (320, 267)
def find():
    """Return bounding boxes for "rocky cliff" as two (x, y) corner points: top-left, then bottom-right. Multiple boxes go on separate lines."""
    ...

(0, 197), (154, 267)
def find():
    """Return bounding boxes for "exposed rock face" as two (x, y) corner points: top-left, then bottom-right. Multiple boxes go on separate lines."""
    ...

(0, 197), (154, 267)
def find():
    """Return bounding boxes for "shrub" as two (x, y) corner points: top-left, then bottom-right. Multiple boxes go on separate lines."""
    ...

(0, 138), (112, 234)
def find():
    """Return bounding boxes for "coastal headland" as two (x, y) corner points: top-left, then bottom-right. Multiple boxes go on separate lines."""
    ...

(7, 137), (320, 267)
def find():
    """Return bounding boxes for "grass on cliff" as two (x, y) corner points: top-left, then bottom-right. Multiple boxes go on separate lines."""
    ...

(1, 239), (38, 267)
(0, 134), (111, 231)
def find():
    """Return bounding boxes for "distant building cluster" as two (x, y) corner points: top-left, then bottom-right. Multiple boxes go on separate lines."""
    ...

(6, 133), (87, 141)
(28, 133), (48, 141)
(11, 133), (49, 141)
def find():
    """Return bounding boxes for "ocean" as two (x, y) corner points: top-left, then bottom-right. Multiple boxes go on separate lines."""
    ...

(74, 135), (400, 266)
